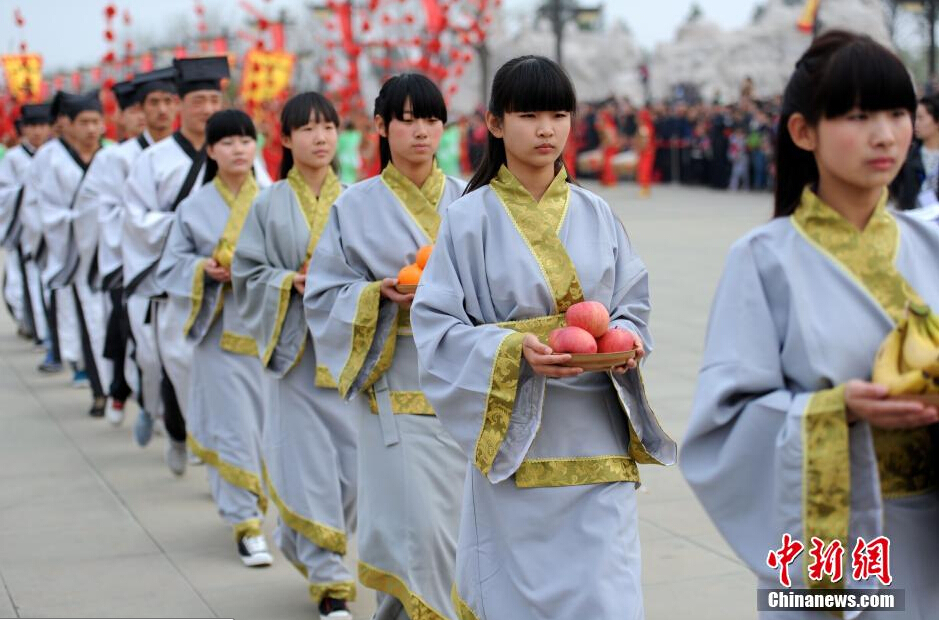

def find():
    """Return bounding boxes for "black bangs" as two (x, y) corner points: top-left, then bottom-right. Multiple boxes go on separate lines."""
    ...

(281, 91), (340, 137)
(374, 73), (447, 124)
(495, 55), (576, 114)
(205, 109), (257, 145)
(815, 37), (916, 120)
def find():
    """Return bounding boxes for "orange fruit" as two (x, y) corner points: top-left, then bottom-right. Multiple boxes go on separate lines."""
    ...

(397, 263), (423, 285)
(415, 244), (434, 269)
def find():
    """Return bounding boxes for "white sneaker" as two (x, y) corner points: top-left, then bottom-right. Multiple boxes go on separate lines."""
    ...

(237, 535), (273, 567)
(188, 449), (204, 466)
(318, 598), (352, 620)
(105, 399), (125, 426)
(164, 439), (187, 476)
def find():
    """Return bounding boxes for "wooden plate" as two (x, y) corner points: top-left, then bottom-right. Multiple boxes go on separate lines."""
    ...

(562, 350), (637, 371)
(395, 284), (418, 294)
(888, 393), (939, 406)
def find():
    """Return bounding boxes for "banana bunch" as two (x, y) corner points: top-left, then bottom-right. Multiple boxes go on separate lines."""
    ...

(872, 302), (939, 396)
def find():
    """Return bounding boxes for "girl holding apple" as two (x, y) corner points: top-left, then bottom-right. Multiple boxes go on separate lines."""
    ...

(410, 55), (676, 620)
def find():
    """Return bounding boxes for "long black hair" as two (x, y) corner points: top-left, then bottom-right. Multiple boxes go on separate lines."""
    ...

(279, 91), (341, 179)
(373, 73), (447, 169)
(203, 109), (257, 182)
(464, 55), (577, 194)
(774, 30), (916, 217)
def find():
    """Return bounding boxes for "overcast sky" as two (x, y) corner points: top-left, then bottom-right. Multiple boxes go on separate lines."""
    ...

(2, 0), (758, 73)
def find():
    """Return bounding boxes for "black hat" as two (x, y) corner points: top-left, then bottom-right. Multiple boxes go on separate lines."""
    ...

(59, 91), (103, 120)
(50, 91), (66, 119)
(20, 103), (52, 126)
(132, 66), (178, 102)
(173, 56), (229, 97)
(112, 80), (138, 110)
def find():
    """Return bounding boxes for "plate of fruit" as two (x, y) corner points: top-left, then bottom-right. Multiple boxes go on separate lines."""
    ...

(546, 301), (639, 371)
(395, 245), (433, 294)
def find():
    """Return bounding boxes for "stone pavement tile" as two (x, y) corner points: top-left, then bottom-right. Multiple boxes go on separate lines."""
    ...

(643, 570), (756, 620)
(0, 580), (15, 618)
(5, 552), (213, 618)
(639, 495), (725, 537)
(0, 517), (157, 565)
(641, 534), (744, 587)
(1, 479), (135, 535)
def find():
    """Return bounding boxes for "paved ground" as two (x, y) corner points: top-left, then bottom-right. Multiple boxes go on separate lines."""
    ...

(0, 182), (772, 619)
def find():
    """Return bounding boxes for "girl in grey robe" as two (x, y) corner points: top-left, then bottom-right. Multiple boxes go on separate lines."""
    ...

(156, 110), (272, 566)
(410, 56), (675, 620)
(231, 93), (361, 618)
(305, 74), (467, 620)
(681, 33), (939, 619)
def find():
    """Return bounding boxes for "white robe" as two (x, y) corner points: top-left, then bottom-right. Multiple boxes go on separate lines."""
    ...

(0, 144), (38, 331)
(35, 139), (108, 380)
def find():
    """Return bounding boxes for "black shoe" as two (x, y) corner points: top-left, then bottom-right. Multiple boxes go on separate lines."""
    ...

(37, 360), (63, 373)
(88, 396), (107, 417)
(318, 598), (351, 620)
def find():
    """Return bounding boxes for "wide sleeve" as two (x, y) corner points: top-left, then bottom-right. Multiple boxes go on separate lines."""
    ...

(303, 203), (398, 399)
(37, 160), (79, 288)
(605, 215), (677, 466)
(155, 202), (222, 344)
(411, 210), (544, 484)
(73, 153), (107, 277)
(122, 154), (174, 295)
(679, 238), (879, 595)
(18, 158), (45, 258)
(230, 191), (302, 375)
(0, 154), (21, 245)
(95, 150), (128, 285)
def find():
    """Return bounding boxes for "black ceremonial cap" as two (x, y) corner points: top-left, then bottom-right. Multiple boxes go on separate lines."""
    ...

(173, 56), (230, 96)
(20, 103), (52, 125)
(132, 66), (178, 101)
(112, 80), (138, 110)
(60, 91), (103, 120)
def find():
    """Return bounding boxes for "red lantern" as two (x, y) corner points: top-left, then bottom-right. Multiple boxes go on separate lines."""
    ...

(361, 19), (371, 32)
(104, 29), (114, 41)
(102, 51), (116, 63)
(404, 14), (415, 24)
(18, 42), (27, 53)
(123, 10), (132, 25)
(258, 18), (269, 30)
(428, 39), (441, 53)
(104, 4), (117, 19)
(14, 9), (25, 27)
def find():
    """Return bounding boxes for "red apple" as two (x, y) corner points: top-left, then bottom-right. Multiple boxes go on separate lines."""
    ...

(597, 327), (636, 353)
(547, 326), (597, 354)
(565, 301), (610, 338)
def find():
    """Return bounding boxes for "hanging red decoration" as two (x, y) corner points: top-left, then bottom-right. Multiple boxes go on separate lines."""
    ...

(104, 29), (115, 41)
(104, 4), (117, 19)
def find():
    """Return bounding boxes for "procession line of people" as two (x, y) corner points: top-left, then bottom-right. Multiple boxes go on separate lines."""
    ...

(1, 30), (937, 620)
